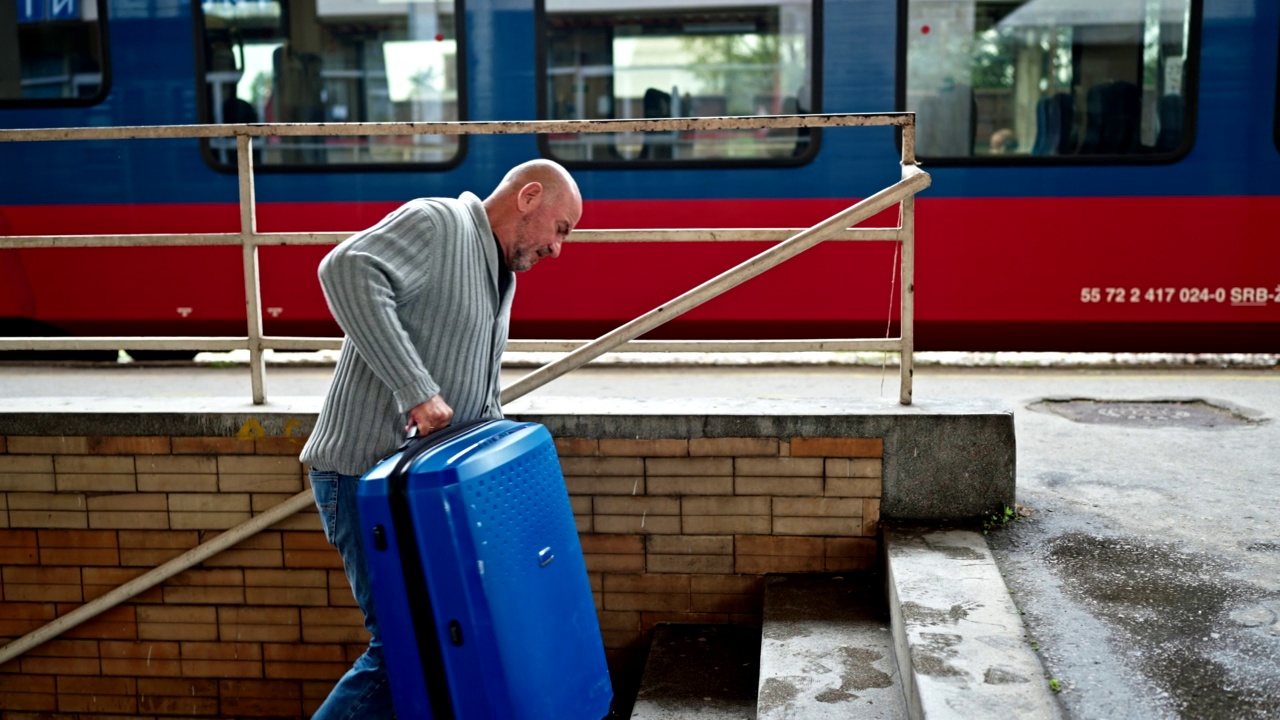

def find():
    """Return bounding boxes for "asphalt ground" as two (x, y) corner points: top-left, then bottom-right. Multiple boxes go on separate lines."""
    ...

(1, 358), (1278, 719)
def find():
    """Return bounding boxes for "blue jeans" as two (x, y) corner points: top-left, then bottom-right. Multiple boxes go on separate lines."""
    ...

(310, 469), (395, 720)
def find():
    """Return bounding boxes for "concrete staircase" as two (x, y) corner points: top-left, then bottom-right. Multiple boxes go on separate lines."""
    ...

(627, 529), (1062, 720)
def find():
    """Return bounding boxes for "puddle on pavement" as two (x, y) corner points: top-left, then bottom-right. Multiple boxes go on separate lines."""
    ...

(1046, 533), (1280, 718)
(1031, 399), (1256, 429)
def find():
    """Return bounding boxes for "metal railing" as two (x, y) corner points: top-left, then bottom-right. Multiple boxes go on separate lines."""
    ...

(0, 114), (929, 664)
(0, 114), (926, 404)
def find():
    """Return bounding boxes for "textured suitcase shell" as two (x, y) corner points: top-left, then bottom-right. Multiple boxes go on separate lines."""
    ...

(358, 419), (612, 719)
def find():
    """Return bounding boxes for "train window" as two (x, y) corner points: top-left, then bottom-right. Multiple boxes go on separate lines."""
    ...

(538, 0), (819, 166)
(905, 0), (1196, 161)
(0, 0), (108, 104)
(196, 0), (463, 169)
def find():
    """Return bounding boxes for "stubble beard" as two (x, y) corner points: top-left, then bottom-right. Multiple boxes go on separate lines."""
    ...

(509, 251), (537, 272)
(508, 215), (540, 272)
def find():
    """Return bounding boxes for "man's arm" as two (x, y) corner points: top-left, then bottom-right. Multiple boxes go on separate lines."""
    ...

(319, 201), (443, 415)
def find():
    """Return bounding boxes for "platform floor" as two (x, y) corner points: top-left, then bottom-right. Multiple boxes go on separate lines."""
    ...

(1, 361), (1278, 718)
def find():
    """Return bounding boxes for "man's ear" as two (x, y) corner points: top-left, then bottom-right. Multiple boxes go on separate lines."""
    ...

(517, 182), (544, 212)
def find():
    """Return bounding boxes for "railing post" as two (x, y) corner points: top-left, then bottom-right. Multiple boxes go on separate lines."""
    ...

(237, 133), (267, 404)
(899, 117), (917, 405)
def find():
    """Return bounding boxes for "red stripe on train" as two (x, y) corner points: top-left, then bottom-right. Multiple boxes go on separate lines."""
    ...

(2, 197), (1277, 348)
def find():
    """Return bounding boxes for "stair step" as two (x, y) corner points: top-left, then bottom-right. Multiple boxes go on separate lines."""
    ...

(757, 574), (908, 719)
(885, 528), (1062, 720)
(629, 623), (760, 720)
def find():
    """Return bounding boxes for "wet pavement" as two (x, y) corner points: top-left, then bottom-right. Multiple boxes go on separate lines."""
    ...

(971, 370), (1280, 720)
(1, 359), (1278, 718)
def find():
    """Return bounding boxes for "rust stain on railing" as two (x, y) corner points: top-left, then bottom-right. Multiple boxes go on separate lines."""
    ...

(0, 113), (913, 142)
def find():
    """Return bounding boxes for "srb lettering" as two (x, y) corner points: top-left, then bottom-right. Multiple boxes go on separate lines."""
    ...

(1230, 287), (1270, 303)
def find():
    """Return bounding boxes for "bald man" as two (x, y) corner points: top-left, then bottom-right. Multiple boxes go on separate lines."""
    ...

(300, 159), (581, 720)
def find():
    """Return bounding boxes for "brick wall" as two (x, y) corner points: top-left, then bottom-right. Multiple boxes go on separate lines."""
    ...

(0, 430), (882, 718)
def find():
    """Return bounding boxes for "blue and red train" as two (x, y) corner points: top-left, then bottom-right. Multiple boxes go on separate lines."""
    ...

(1, 0), (1277, 353)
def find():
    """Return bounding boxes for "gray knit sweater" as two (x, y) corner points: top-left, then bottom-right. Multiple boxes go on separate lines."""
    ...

(300, 192), (514, 476)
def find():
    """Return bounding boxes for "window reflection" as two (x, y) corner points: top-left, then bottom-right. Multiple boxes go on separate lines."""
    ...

(542, 0), (816, 164)
(906, 0), (1192, 159)
(198, 0), (461, 167)
(0, 0), (106, 102)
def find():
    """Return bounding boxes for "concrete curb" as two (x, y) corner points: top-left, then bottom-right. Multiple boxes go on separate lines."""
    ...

(182, 349), (1280, 370)
(884, 528), (1063, 720)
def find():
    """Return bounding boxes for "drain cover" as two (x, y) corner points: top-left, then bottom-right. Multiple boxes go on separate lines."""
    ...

(1032, 399), (1254, 428)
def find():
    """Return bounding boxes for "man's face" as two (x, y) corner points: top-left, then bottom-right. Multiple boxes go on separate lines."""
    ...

(507, 189), (581, 272)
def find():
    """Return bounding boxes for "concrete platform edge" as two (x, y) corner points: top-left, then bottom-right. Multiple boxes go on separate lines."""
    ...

(0, 395), (1016, 521)
(884, 527), (1063, 720)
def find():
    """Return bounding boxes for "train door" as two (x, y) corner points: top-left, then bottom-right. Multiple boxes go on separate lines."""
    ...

(897, 0), (1215, 351)
(520, 0), (830, 340)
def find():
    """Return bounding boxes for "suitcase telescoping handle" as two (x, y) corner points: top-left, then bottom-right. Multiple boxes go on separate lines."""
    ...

(389, 415), (455, 453)
(394, 416), (494, 451)
(397, 423), (426, 450)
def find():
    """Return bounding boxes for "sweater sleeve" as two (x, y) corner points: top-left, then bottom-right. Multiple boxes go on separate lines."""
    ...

(318, 201), (443, 413)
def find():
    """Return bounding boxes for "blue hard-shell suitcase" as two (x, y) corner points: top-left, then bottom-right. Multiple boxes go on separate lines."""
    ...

(358, 419), (612, 720)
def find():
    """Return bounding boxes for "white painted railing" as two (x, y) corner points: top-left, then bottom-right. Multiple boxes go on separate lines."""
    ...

(0, 114), (926, 405)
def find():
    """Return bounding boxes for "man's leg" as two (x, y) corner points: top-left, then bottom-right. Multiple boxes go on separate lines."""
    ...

(309, 470), (395, 720)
